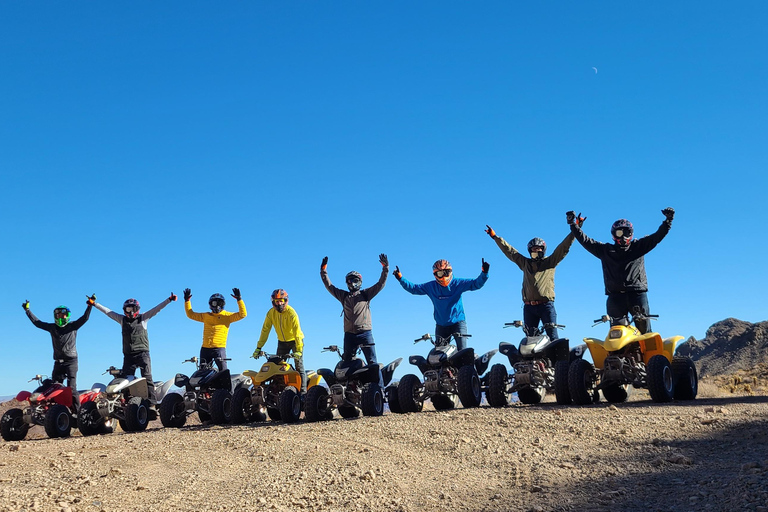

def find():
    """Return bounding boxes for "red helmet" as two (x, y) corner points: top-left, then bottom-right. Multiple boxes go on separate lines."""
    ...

(432, 259), (453, 287)
(611, 219), (634, 247)
(123, 298), (140, 319)
(271, 289), (289, 312)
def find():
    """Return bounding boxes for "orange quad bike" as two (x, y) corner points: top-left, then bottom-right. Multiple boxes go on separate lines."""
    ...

(568, 307), (698, 405)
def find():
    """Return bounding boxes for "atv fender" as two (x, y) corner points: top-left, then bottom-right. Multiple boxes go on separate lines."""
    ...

(15, 391), (32, 402)
(125, 377), (150, 399)
(449, 347), (476, 368)
(229, 374), (252, 392)
(306, 371), (322, 389)
(381, 358), (403, 387)
(583, 337), (609, 369)
(499, 342), (522, 365)
(317, 368), (336, 386)
(90, 383), (107, 393)
(474, 349), (498, 376)
(569, 343), (587, 362)
(174, 373), (190, 390)
(408, 355), (429, 374)
(154, 380), (174, 404)
(208, 369), (232, 390)
(353, 365), (381, 385)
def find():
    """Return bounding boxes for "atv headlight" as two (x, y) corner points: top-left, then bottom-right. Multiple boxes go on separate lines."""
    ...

(609, 329), (622, 339)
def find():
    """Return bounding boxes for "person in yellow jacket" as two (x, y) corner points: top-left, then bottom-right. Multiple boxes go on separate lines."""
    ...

(183, 287), (246, 371)
(253, 289), (306, 394)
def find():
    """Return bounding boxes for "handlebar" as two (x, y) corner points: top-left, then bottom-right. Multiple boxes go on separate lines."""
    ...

(28, 374), (46, 383)
(322, 345), (339, 353)
(183, 357), (199, 364)
(415, 332), (472, 345)
(102, 366), (121, 376)
(592, 312), (660, 327)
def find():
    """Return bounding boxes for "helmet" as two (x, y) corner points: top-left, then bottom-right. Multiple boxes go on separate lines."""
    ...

(432, 259), (453, 287)
(122, 298), (141, 319)
(53, 306), (71, 327)
(271, 289), (289, 313)
(527, 238), (547, 259)
(611, 219), (634, 247)
(209, 293), (226, 314)
(345, 271), (362, 292)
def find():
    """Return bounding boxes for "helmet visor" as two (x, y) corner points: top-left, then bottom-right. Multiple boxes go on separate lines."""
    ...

(614, 229), (631, 239)
(433, 269), (452, 278)
(123, 306), (137, 315)
(209, 299), (225, 309)
(272, 298), (287, 305)
(54, 310), (69, 319)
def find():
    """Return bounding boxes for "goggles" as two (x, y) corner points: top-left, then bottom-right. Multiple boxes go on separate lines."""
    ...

(54, 310), (69, 318)
(210, 299), (225, 307)
(433, 269), (452, 278)
(272, 298), (287, 304)
(123, 306), (137, 314)
(346, 277), (361, 284)
(614, 229), (632, 239)
(529, 246), (544, 252)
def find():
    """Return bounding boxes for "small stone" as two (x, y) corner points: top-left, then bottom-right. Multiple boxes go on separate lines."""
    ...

(531, 485), (543, 492)
(701, 419), (717, 425)
(608, 405), (619, 412)
(553, 410), (563, 416)
(667, 454), (693, 465)
(257, 498), (267, 504)
(716, 407), (729, 415)
(741, 462), (760, 471)
(704, 406), (715, 413)
(9, 445), (19, 452)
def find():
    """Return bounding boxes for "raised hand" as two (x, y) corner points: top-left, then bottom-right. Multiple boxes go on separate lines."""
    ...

(321, 256), (328, 271)
(22, 300), (29, 311)
(379, 253), (388, 268)
(485, 225), (496, 238)
(231, 288), (242, 301)
(393, 266), (402, 280)
(86, 294), (96, 306)
(482, 258), (490, 273)
(576, 213), (587, 227)
(169, 292), (178, 302)
(566, 211), (577, 225)
(662, 207), (675, 221)
(183, 288), (192, 302)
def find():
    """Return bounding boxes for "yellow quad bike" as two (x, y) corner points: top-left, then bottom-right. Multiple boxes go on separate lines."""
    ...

(229, 352), (321, 424)
(568, 309), (698, 405)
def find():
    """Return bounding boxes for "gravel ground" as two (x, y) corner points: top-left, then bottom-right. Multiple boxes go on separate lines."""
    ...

(1, 391), (767, 512)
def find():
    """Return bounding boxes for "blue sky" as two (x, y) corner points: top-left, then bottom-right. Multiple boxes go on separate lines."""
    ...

(1, 2), (766, 395)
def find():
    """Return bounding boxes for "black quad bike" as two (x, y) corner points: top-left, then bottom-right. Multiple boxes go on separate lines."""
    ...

(396, 333), (498, 413)
(159, 357), (250, 428)
(487, 321), (584, 406)
(304, 344), (403, 421)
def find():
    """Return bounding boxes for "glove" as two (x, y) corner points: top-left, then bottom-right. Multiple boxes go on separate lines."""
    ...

(576, 213), (587, 227)
(22, 300), (29, 311)
(485, 225), (496, 238)
(482, 258), (490, 273)
(662, 207), (675, 221)
(252, 349), (264, 359)
(183, 288), (192, 301)
(566, 211), (577, 225)
(321, 256), (328, 272)
(231, 288), (242, 301)
(379, 253), (388, 268)
(292, 351), (302, 359)
(393, 266), (402, 280)
(169, 292), (177, 302)
(86, 294), (96, 306)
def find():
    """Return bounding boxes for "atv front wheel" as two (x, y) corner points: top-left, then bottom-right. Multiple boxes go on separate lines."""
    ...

(77, 401), (105, 436)
(1, 408), (29, 441)
(266, 407), (281, 421)
(672, 356), (698, 400)
(554, 360), (572, 405)
(160, 393), (187, 428)
(361, 383), (384, 417)
(569, 358), (597, 406)
(279, 386), (302, 423)
(457, 365), (482, 408)
(305, 385), (333, 422)
(397, 374), (424, 413)
(231, 387), (266, 423)
(430, 393), (458, 411)
(647, 355), (674, 403)
(210, 389), (232, 425)
(602, 383), (630, 403)
(518, 386), (545, 404)
(486, 364), (510, 407)
(44, 404), (72, 438)
(124, 397), (151, 432)
(339, 405), (360, 418)
(385, 383), (403, 414)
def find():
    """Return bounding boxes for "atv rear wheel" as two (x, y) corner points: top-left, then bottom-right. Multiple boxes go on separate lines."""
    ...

(430, 393), (458, 410)
(44, 404), (72, 438)
(385, 383), (403, 414)
(361, 383), (384, 417)
(266, 407), (281, 421)
(160, 393), (187, 428)
(210, 389), (232, 425)
(554, 360), (572, 405)
(124, 397), (151, 432)
(603, 383), (630, 403)
(279, 386), (302, 423)
(486, 364), (510, 407)
(457, 365), (482, 408)
(77, 401), (105, 436)
(672, 356), (698, 400)
(230, 387), (266, 423)
(305, 385), (333, 422)
(518, 386), (545, 404)
(397, 374), (424, 413)
(647, 355), (674, 403)
(569, 358), (597, 406)
(1, 408), (29, 441)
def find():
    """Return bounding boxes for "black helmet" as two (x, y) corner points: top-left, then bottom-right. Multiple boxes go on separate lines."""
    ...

(611, 219), (634, 247)
(123, 298), (141, 319)
(345, 271), (362, 292)
(527, 238), (547, 259)
(209, 293), (226, 313)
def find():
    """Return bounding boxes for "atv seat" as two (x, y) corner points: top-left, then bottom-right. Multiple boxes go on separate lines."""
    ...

(519, 336), (548, 357)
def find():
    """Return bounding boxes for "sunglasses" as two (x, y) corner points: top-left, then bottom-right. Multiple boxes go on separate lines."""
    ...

(434, 269), (452, 278)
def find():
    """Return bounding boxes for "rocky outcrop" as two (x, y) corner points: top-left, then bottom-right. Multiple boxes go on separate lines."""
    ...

(677, 318), (768, 376)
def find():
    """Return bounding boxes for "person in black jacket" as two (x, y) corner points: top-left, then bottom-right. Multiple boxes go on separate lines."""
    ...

(567, 208), (674, 333)
(22, 296), (94, 407)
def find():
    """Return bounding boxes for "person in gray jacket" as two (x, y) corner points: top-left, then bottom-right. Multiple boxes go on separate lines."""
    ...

(320, 254), (388, 364)
(93, 293), (177, 403)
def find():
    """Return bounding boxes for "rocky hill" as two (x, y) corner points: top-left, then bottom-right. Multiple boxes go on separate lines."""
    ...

(678, 318), (768, 375)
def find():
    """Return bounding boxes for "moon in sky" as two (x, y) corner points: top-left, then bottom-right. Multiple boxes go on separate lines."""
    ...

(592, 67), (598, 74)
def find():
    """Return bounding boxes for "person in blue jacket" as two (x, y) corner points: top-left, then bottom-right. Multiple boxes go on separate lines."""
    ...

(393, 258), (489, 350)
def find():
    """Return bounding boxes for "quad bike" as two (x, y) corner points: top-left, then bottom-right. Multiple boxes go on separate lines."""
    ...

(487, 321), (584, 406)
(1, 374), (104, 441)
(230, 352), (322, 425)
(396, 332), (497, 413)
(77, 366), (174, 435)
(159, 357), (250, 428)
(304, 344), (403, 422)
(568, 308), (698, 405)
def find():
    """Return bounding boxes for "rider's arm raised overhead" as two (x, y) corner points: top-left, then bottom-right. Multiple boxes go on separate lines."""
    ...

(397, 276), (429, 295)
(630, 216), (672, 257)
(229, 297), (247, 322)
(363, 263), (389, 300)
(570, 223), (607, 259)
(141, 297), (173, 322)
(544, 231), (576, 268)
(94, 302), (125, 324)
(184, 300), (206, 322)
(453, 270), (490, 293)
(320, 267), (347, 302)
(67, 303), (93, 330)
(492, 235), (528, 269)
(25, 308), (54, 332)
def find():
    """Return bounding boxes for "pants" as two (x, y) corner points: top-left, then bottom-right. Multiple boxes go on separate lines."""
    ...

(277, 340), (306, 393)
(523, 302), (559, 340)
(435, 320), (468, 351)
(52, 358), (79, 407)
(122, 351), (156, 403)
(200, 347), (228, 371)
(607, 291), (651, 334)
(343, 330), (377, 365)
